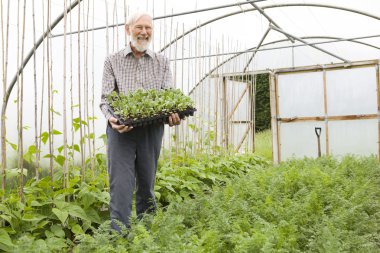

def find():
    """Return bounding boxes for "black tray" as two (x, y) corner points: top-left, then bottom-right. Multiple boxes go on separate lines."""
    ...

(114, 107), (196, 127)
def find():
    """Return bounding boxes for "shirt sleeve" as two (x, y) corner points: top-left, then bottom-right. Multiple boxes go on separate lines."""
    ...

(161, 56), (173, 89)
(99, 56), (116, 120)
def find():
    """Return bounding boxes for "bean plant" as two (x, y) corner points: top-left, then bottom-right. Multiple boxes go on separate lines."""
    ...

(107, 89), (195, 123)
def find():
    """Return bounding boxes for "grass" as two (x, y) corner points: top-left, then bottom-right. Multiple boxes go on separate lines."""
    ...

(254, 129), (272, 161)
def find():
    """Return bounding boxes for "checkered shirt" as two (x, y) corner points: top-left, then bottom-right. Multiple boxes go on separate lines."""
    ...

(100, 44), (173, 120)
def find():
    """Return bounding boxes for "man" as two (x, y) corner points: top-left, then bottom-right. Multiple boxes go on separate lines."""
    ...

(100, 11), (181, 231)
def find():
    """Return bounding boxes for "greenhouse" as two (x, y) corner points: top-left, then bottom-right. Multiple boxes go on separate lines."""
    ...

(0, 0), (379, 252)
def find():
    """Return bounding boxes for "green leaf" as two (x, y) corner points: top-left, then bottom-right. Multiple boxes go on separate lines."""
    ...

(55, 155), (66, 166)
(66, 204), (89, 221)
(98, 134), (107, 145)
(73, 117), (88, 126)
(84, 207), (102, 224)
(71, 224), (84, 235)
(46, 237), (68, 251)
(30, 200), (43, 207)
(52, 208), (68, 225)
(6, 168), (27, 180)
(41, 132), (49, 144)
(22, 213), (47, 223)
(73, 144), (80, 153)
(52, 129), (62, 135)
(0, 228), (14, 252)
(58, 145), (64, 153)
(50, 108), (61, 116)
(6, 140), (17, 151)
(51, 224), (65, 238)
(33, 240), (48, 251)
(27, 145), (37, 153)
(73, 123), (80, 132)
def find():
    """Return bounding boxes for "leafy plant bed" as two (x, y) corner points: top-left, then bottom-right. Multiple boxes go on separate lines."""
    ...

(107, 88), (196, 127)
(74, 156), (380, 253)
(114, 107), (197, 127)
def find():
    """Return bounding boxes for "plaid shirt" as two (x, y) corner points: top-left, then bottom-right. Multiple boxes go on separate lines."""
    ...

(100, 44), (173, 120)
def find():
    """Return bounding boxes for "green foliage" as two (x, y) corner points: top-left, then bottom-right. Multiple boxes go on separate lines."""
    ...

(1, 150), (263, 252)
(155, 152), (268, 205)
(255, 73), (270, 132)
(0, 165), (110, 252)
(3, 143), (380, 253)
(254, 129), (272, 160)
(74, 156), (380, 252)
(107, 88), (195, 121)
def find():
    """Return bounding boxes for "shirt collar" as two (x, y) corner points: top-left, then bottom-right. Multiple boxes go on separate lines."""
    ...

(123, 43), (154, 58)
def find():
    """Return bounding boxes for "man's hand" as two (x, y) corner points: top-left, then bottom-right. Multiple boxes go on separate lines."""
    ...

(109, 116), (133, 133)
(168, 113), (181, 127)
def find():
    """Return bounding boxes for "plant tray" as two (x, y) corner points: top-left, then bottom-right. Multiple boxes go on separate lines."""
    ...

(114, 107), (197, 127)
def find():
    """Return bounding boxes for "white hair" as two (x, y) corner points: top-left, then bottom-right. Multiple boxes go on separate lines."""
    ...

(126, 11), (153, 27)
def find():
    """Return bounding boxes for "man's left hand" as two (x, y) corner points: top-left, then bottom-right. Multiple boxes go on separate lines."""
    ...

(168, 113), (181, 127)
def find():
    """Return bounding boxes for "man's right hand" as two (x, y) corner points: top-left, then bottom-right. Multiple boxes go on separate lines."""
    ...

(109, 116), (133, 133)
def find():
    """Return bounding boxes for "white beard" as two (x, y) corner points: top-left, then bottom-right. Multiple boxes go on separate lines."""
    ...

(131, 35), (151, 52)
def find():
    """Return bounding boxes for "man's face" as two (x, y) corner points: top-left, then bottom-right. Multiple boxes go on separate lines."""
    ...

(126, 15), (153, 52)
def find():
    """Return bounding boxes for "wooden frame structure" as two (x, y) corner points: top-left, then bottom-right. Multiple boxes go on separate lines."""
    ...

(270, 59), (380, 163)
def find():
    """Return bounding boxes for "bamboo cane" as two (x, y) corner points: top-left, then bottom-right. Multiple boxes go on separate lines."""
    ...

(31, 0), (39, 180)
(70, 0), (75, 171)
(84, 0), (92, 176)
(1, 0), (10, 192)
(77, 0), (85, 180)
(47, 0), (54, 182)
(104, 0), (109, 55)
(63, 0), (68, 188)
(38, 0), (46, 175)
(91, 0), (96, 176)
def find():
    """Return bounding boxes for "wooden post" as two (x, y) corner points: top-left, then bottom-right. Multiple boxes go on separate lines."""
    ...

(269, 72), (279, 163)
(323, 69), (329, 156)
(376, 64), (380, 161)
(222, 77), (228, 149)
(249, 78), (255, 152)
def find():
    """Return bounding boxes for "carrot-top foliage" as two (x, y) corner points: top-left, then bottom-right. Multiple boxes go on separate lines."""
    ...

(74, 155), (380, 253)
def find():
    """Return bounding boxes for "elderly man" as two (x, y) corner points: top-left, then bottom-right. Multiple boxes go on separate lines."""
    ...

(100, 11), (181, 231)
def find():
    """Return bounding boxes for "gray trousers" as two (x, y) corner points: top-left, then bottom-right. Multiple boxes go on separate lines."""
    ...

(106, 123), (164, 231)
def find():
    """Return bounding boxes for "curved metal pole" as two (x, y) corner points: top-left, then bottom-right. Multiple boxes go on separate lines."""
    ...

(243, 27), (271, 72)
(270, 25), (350, 63)
(246, 0), (295, 43)
(161, 3), (380, 53)
(159, 9), (250, 53)
(51, 0), (268, 38)
(1, 0), (83, 116)
(189, 35), (380, 95)
(176, 35), (380, 61)
(187, 3), (380, 95)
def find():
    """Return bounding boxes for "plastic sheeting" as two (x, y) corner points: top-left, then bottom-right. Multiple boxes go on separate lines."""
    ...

(275, 63), (379, 161)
